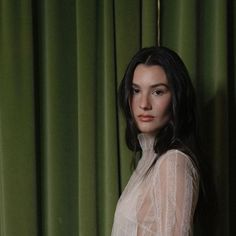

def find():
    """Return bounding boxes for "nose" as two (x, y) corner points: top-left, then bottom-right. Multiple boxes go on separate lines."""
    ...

(139, 94), (152, 110)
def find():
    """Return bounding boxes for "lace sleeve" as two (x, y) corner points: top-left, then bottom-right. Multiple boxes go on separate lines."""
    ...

(155, 150), (199, 236)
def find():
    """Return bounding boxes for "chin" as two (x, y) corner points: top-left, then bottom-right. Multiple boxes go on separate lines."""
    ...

(138, 126), (159, 135)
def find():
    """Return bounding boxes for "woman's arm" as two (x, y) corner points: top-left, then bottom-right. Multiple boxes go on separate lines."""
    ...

(156, 150), (199, 236)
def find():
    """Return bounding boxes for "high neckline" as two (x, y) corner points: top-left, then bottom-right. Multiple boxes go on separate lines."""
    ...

(137, 133), (156, 151)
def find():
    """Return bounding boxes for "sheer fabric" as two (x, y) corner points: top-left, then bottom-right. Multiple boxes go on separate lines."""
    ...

(111, 134), (199, 236)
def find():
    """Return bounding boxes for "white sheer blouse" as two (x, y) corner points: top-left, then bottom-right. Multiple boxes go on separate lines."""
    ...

(111, 133), (199, 236)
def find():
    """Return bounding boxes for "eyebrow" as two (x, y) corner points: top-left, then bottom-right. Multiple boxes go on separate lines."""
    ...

(132, 83), (169, 89)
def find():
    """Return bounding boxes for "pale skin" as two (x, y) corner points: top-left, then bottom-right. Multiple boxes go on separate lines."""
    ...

(131, 64), (172, 136)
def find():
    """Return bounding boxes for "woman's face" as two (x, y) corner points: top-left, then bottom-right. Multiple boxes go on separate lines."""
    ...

(131, 64), (172, 135)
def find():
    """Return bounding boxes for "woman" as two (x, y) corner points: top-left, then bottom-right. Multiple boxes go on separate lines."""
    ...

(111, 47), (202, 235)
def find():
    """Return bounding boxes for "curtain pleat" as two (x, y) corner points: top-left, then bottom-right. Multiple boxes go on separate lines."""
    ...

(161, 0), (197, 80)
(0, 0), (37, 235)
(95, 0), (119, 234)
(141, 0), (157, 47)
(34, 0), (78, 235)
(0, 0), (234, 235)
(76, 1), (98, 235)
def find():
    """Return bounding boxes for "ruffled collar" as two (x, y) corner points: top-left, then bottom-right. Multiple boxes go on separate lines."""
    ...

(137, 133), (156, 151)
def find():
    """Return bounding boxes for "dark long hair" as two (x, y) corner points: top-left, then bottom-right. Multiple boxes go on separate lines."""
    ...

(118, 46), (217, 230)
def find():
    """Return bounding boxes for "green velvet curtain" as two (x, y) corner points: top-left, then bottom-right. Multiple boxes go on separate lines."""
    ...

(0, 0), (235, 236)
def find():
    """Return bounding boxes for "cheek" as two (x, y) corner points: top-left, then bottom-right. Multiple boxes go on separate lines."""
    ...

(158, 98), (172, 115)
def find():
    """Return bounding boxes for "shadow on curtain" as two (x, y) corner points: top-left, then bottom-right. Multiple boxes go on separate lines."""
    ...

(0, 0), (235, 235)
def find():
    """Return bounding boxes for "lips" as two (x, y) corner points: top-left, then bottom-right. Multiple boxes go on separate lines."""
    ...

(138, 115), (155, 122)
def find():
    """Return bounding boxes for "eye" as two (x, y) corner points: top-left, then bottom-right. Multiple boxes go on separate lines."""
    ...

(132, 87), (140, 95)
(152, 89), (165, 96)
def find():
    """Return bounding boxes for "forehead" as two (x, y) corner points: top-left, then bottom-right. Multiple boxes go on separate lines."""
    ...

(132, 64), (168, 86)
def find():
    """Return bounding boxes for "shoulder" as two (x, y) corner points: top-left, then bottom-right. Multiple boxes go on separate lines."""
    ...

(157, 149), (199, 177)
(158, 149), (195, 166)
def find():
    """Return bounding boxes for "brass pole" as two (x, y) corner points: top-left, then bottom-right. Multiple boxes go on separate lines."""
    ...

(157, 0), (161, 46)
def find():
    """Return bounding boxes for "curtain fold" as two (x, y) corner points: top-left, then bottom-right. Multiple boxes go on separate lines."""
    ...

(0, 1), (37, 235)
(90, 0), (118, 234)
(34, 0), (78, 235)
(76, 0), (97, 235)
(0, 0), (234, 235)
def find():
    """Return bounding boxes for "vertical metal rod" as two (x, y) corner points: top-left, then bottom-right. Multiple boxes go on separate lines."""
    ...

(157, 0), (161, 46)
